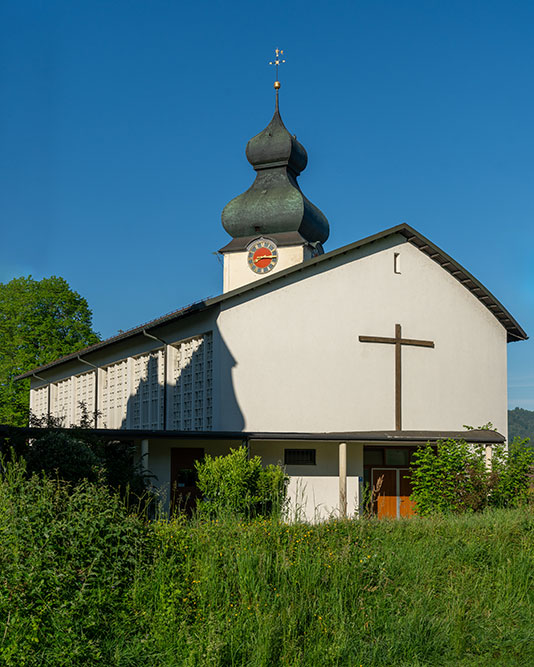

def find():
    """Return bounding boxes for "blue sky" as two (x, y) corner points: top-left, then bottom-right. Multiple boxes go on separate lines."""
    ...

(1, 1), (533, 409)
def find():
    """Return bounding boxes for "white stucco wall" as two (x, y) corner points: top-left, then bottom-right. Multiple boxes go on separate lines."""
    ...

(217, 235), (509, 437)
(252, 440), (364, 521)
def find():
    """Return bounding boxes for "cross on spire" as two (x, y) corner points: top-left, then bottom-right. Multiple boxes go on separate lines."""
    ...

(359, 324), (435, 430)
(269, 48), (285, 108)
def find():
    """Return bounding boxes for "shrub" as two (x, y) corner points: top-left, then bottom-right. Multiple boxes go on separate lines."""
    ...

(410, 437), (534, 515)
(0, 403), (150, 499)
(25, 431), (100, 484)
(0, 457), (149, 665)
(491, 437), (534, 508)
(195, 447), (288, 518)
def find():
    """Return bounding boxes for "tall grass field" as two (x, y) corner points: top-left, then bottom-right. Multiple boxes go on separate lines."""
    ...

(1, 460), (533, 666)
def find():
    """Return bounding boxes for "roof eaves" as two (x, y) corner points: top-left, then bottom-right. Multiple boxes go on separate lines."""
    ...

(15, 298), (215, 380)
(213, 223), (412, 304)
(398, 227), (528, 342)
(0, 424), (506, 443)
(17, 225), (414, 381)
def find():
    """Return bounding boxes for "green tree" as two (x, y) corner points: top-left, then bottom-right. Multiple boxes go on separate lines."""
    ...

(0, 276), (100, 426)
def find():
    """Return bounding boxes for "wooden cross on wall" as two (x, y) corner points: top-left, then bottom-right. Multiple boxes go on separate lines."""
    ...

(359, 324), (434, 431)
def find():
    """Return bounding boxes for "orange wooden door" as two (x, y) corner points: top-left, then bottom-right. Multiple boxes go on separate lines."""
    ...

(372, 469), (397, 519)
(399, 468), (416, 518)
(171, 448), (204, 515)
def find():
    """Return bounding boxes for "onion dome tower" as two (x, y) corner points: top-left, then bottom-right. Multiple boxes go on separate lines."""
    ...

(220, 49), (330, 292)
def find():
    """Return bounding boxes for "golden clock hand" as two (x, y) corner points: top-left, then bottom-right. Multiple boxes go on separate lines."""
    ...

(253, 254), (275, 263)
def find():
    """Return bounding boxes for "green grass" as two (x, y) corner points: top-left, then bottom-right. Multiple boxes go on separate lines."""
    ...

(1, 461), (534, 666)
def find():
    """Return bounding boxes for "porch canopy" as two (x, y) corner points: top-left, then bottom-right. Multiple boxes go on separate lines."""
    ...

(0, 425), (504, 518)
(0, 425), (506, 444)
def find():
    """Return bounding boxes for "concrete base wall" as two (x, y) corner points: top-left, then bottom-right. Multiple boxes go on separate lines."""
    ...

(251, 441), (364, 521)
(142, 438), (363, 522)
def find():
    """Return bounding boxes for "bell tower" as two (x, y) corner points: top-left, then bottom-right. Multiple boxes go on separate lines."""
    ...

(219, 50), (330, 292)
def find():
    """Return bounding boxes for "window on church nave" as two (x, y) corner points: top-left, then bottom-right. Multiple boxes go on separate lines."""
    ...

(284, 449), (316, 466)
(35, 371), (95, 426)
(51, 377), (75, 426)
(74, 371), (96, 424)
(130, 351), (165, 430)
(98, 352), (165, 430)
(30, 384), (49, 420)
(100, 358), (130, 429)
(168, 333), (213, 431)
(394, 252), (401, 274)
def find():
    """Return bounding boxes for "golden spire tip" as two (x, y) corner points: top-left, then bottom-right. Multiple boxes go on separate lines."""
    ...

(269, 48), (285, 93)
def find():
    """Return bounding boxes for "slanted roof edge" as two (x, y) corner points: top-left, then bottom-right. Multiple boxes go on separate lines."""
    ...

(16, 223), (527, 380)
(395, 226), (527, 343)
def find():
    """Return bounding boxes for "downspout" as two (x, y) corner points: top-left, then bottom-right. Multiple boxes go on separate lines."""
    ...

(142, 329), (168, 430)
(32, 373), (50, 421)
(77, 356), (99, 427)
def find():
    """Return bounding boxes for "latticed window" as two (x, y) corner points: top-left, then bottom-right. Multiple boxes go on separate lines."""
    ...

(52, 377), (74, 426)
(74, 371), (95, 424)
(130, 350), (164, 430)
(101, 358), (130, 429)
(31, 385), (49, 420)
(169, 332), (213, 431)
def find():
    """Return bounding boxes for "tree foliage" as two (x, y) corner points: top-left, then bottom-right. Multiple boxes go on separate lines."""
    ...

(0, 276), (100, 426)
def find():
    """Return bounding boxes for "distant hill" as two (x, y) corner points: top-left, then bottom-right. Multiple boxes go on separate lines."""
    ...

(508, 407), (534, 444)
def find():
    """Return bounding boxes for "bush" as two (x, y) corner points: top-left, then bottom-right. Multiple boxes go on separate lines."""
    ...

(491, 437), (534, 508)
(410, 437), (534, 515)
(0, 404), (149, 499)
(25, 431), (100, 484)
(0, 457), (149, 665)
(195, 447), (288, 518)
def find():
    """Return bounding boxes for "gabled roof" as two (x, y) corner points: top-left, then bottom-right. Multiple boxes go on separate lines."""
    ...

(17, 223), (527, 380)
(397, 225), (527, 343)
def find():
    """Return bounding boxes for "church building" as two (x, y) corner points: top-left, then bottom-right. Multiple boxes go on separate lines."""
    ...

(19, 75), (527, 520)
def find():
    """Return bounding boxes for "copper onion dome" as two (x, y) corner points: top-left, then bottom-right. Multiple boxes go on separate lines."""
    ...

(221, 106), (329, 244)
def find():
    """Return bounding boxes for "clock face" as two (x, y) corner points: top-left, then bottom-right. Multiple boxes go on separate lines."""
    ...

(247, 239), (279, 274)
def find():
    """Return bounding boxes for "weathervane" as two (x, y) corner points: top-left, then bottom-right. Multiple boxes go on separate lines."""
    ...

(269, 48), (285, 108)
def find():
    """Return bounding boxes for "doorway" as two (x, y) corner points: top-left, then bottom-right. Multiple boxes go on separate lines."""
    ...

(364, 446), (420, 519)
(371, 467), (415, 519)
(170, 447), (205, 514)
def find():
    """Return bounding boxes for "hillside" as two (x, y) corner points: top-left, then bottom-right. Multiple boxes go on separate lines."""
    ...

(508, 407), (534, 443)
